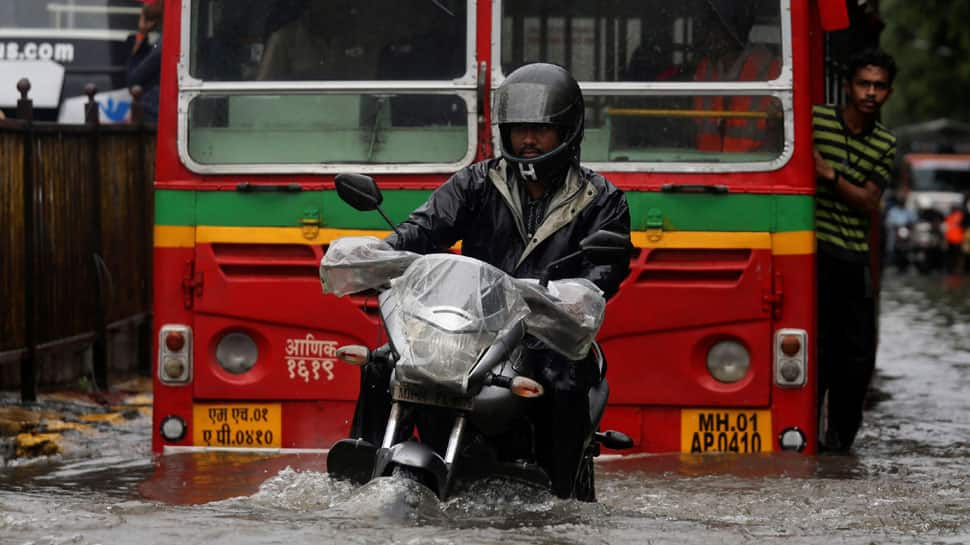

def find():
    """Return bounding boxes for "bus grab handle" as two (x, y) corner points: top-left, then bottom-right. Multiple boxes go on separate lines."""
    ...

(236, 182), (303, 193)
(661, 183), (729, 194)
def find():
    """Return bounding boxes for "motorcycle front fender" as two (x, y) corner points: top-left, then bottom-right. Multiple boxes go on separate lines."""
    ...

(327, 438), (378, 484)
(374, 441), (450, 498)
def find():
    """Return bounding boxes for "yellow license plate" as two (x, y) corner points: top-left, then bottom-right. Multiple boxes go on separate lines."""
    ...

(681, 409), (772, 453)
(193, 404), (282, 448)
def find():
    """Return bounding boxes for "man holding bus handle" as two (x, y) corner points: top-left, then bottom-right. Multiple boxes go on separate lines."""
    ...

(812, 49), (897, 452)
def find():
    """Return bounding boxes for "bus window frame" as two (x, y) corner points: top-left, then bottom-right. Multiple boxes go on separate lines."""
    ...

(174, 0), (480, 175)
(490, 0), (795, 174)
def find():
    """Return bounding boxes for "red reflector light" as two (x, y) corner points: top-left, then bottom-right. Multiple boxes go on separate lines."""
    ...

(780, 334), (801, 357)
(165, 331), (186, 352)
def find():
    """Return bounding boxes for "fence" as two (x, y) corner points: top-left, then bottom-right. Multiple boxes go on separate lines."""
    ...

(0, 80), (155, 401)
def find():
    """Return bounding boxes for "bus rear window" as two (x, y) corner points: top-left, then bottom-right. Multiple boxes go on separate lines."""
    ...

(498, 0), (787, 168)
(187, 93), (470, 166)
(500, 0), (782, 83)
(582, 95), (784, 163)
(911, 167), (970, 192)
(189, 0), (467, 82)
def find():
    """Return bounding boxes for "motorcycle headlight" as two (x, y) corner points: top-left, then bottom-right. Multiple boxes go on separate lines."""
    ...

(407, 320), (490, 369)
(410, 328), (483, 364)
(400, 310), (495, 391)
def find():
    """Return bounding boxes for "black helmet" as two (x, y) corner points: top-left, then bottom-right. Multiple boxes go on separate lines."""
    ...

(493, 63), (584, 182)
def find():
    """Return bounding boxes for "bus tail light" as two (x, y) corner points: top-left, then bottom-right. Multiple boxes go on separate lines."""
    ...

(775, 329), (807, 387)
(706, 340), (750, 383)
(158, 324), (193, 385)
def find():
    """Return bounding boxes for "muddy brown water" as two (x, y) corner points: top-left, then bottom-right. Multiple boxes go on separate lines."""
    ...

(1, 272), (968, 545)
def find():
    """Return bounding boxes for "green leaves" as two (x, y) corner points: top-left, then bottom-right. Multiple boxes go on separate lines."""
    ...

(881, 0), (970, 127)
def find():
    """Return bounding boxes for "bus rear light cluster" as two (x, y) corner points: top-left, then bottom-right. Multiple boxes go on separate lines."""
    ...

(158, 324), (193, 385)
(774, 329), (807, 387)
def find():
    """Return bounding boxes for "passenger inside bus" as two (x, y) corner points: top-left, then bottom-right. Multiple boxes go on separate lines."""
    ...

(257, 0), (379, 81)
(692, 5), (781, 153)
(375, 0), (465, 126)
(616, 34), (693, 151)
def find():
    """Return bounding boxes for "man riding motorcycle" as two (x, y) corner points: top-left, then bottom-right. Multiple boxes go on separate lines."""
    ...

(349, 62), (631, 498)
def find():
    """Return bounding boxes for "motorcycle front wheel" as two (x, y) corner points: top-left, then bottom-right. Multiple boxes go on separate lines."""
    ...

(392, 464), (434, 491)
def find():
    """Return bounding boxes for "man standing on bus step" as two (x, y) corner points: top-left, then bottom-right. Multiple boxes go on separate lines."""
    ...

(812, 49), (897, 452)
(349, 63), (631, 499)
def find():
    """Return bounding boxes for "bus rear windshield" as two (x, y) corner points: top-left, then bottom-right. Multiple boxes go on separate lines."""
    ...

(189, 0), (468, 82)
(912, 167), (970, 193)
(500, 0), (783, 83)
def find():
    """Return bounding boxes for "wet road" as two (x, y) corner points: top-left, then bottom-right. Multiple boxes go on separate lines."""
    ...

(2, 271), (968, 545)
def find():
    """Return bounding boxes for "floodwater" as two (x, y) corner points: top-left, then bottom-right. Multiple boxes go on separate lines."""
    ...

(2, 271), (968, 545)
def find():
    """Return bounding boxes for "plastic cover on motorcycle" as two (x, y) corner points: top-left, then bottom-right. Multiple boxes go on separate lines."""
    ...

(319, 236), (419, 296)
(394, 254), (530, 393)
(514, 278), (606, 361)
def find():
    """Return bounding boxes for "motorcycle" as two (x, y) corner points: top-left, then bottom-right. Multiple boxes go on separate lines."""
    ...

(321, 173), (633, 501)
(890, 222), (913, 271)
(905, 210), (945, 274)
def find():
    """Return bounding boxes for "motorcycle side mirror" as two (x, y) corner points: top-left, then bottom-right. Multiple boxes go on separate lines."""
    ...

(579, 230), (634, 265)
(539, 230), (632, 287)
(335, 173), (383, 211)
(334, 173), (402, 237)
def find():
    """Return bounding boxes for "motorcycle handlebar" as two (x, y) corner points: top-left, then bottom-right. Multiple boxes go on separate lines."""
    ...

(467, 320), (526, 390)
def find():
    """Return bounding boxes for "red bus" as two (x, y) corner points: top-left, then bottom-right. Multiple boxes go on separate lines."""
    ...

(152, 0), (854, 456)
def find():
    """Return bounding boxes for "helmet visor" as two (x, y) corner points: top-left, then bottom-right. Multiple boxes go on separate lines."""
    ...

(494, 82), (574, 125)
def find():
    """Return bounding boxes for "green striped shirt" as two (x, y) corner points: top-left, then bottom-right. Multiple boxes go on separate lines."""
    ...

(813, 105), (896, 263)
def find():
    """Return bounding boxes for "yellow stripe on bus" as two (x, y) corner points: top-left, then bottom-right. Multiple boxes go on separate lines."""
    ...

(154, 226), (195, 247)
(153, 226), (390, 247)
(154, 225), (815, 255)
(197, 226), (390, 244)
(631, 231), (814, 255)
(771, 231), (815, 255)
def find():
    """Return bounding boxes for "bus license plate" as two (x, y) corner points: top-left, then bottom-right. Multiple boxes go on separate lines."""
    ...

(193, 404), (282, 448)
(680, 409), (772, 453)
(392, 384), (473, 410)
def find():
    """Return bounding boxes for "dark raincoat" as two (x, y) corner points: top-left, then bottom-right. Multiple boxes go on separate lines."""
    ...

(385, 158), (631, 299)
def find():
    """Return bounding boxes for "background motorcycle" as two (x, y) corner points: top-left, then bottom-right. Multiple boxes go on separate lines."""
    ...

(907, 209), (946, 273)
(323, 173), (633, 501)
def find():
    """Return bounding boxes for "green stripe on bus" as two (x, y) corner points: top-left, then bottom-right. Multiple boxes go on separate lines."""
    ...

(156, 189), (814, 232)
(155, 189), (432, 229)
(625, 192), (813, 232)
(155, 189), (196, 225)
